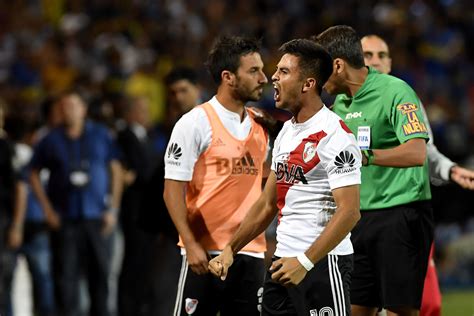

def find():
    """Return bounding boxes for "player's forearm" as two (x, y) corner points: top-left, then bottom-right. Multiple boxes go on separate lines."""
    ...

(163, 180), (197, 246)
(305, 185), (360, 264)
(305, 206), (360, 264)
(108, 160), (123, 211)
(370, 138), (426, 167)
(30, 170), (54, 214)
(11, 181), (27, 228)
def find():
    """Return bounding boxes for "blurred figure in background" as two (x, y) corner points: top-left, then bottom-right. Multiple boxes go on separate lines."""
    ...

(37, 96), (64, 314)
(3, 116), (56, 316)
(165, 66), (202, 121)
(137, 66), (201, 316)
(29, 92), (122, 316)
(116, 96), (156, 316)
(0, 101), (16, 316)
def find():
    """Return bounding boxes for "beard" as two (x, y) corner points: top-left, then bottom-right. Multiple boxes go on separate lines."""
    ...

(233, 83), (263, 103)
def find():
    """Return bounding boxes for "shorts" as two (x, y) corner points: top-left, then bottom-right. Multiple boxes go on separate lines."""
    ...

(350, 200), (434, 309)
(173, 253), (264, 316)
(262, 254), (353, 316)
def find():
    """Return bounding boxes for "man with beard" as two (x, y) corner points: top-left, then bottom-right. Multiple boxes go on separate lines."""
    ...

(209, 39), (361, 316)
(163, 35), (269, 316)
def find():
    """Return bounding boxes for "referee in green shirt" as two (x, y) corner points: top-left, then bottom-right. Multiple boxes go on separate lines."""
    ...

(314, 26), (433, 316)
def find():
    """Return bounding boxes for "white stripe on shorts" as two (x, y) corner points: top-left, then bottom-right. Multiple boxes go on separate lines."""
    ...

(328, 254), (346, 316)
(173, 254), (189, 316)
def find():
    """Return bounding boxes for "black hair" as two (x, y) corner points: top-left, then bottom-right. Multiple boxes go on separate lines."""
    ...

(205, 35), (261, 84)
(164, 67), (198, 86)
(311, 25), (365, 69)
(279, 39), (333, 94)
(40, 96), (57, 123)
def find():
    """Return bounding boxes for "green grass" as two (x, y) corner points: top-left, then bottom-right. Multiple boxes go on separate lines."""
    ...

(442, 290), (474, 315)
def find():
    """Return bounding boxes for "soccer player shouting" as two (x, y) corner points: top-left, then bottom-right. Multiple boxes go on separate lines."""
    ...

(209, 39), (361, 316)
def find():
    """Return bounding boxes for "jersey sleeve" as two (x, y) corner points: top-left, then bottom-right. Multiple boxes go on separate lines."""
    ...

(164, 108), (210, 181)
(388, 82), (430, 144)
(420, 102), (455, 183)
(318, 127), (362, 190)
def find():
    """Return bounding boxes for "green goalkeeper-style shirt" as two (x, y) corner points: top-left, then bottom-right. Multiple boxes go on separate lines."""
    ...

(333, 67), (431, 210)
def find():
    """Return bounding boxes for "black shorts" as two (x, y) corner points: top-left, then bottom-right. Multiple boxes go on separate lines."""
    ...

(262, 254), (353, 316)
(173, 253), (264, 316)
(350, 200), (434, 310)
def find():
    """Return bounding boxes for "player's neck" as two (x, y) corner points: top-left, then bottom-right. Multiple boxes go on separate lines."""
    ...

(294, 98), (324, 123)
(344, 66), (369, 97)
(215, 90), (246, 122)
(66, 120), (85, 139)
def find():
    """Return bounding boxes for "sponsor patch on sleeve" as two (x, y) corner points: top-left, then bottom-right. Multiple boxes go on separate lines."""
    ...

(397, 103), (428, 136)
(397, 102), (418, 114)
(334, 150), (357, 175)
(166, 142), (182, 166)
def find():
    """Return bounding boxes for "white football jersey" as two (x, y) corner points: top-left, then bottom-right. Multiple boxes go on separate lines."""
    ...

(272, 105), (362, 257)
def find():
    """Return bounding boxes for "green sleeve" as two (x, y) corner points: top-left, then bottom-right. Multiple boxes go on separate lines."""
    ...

(387, 82), (430, 144)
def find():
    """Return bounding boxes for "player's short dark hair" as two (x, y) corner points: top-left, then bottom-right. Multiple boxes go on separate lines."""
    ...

(311, 25), (365, 69)
(206, 35), (261, 84)
(164, 67), (198, 86)
(279, 39), (333, 95)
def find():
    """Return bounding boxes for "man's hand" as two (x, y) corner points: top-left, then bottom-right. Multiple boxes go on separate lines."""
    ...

(123, 169), (137, 187)
(102, 211), (117, 236)
(270, 257), (308, 287)
(451, 165), (474, 190)
(208, 245), (234, 281)
(185, 241), (210, 275)
(7, 225), (23, 249)
(44, 206), (61, 230)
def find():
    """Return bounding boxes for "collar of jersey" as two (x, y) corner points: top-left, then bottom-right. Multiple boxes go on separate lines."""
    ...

(353, 67), (379, 100)
(339, 66), (378, 103)
(291, 104), (327, 129)
(209, 96), (249, 123)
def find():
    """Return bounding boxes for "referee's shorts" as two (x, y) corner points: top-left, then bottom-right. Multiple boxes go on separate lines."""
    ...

(350, 200), (434, 310)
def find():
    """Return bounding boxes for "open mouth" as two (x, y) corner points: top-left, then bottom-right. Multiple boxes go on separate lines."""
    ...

(273, 84), (280, 101)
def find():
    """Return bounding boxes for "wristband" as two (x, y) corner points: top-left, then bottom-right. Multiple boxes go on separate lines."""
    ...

(362, 149), (374, 166)
(296, 253), (314, 271)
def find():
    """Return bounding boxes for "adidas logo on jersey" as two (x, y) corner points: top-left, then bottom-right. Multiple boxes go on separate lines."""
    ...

(216, 151), (259, 175)
(334, 151), (357, 174)
(167, 143), (182, 160)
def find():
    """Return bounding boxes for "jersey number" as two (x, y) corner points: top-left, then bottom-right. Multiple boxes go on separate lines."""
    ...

(310, 307), (334, 316)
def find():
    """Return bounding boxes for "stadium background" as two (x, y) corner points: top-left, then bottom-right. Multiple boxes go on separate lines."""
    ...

(1, 0), (473, 315)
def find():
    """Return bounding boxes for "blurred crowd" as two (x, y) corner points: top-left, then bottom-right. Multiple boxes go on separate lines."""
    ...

(1, 0), (474, 315)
